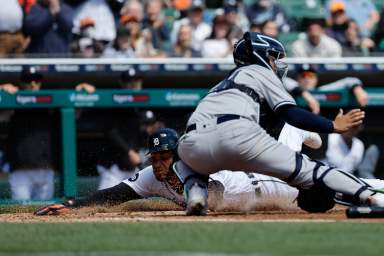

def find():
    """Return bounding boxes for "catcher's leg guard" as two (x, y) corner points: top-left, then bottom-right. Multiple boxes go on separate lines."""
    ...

(173, 160), (208, 216)
(312, 162), (376, 205)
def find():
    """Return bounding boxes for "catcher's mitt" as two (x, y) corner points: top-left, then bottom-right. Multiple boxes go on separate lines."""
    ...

(34, 203), (71, 216)
(297, 184), (336, 213)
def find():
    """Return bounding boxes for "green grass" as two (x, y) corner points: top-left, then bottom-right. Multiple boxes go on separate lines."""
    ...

(0, 222), (383, 255)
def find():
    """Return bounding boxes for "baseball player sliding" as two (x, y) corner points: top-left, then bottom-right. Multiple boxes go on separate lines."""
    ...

(174, 31), (384, 216)
(35, 127), (384, 215)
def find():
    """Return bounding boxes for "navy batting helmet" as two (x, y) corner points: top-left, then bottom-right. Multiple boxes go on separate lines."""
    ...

(233, 32), (288, 80)
(148, 128), (179, 154)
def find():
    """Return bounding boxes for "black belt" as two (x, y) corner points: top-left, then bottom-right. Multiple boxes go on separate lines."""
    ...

(186, 114), (241, 133)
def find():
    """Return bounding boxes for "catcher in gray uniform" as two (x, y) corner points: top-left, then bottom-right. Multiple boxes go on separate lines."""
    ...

(175, 32), (384, 215)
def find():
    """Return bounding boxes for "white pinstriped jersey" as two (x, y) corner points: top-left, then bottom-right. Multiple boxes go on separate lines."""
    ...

(123, 167), (299, 210)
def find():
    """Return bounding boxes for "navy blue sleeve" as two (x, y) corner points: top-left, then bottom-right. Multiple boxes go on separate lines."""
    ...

(69, 182), (141, 207)
(56, 4), (74, 34)
(276, 105), (334, 133)
(24, 4), (53, 36)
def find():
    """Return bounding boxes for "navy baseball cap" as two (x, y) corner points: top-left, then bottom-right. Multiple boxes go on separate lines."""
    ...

(20, 67), (43, 83)
(296, 64), (317, 74)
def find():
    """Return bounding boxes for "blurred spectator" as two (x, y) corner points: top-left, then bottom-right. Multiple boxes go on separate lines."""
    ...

(105, 0), (125, 19)
(137, 110), (165, 164)
(342, 19), (374, 56)
(246, 0), (292, 33)
(326, 2), (349, 43)
(223, 0), (245, 41)
(224, 0), (249, 33)
(142, 0), (170, 51)
(285, 64), (369, 110)
(0, 0), (27, 57)
(171, 0), (211, 51)
(169, 24), (201, 57)
(291, 19), (342, 57)
(97, 101), (165, 188)
(0, 67), (96, 199)
(24, 0), (74, 56)
(74, 37), (99, 57)
(120, 0), (144, 23)
(120, 14), (143, 54)
(260, 19), (279, 39)
(326, 3), (375, 56)
(171, 0), (192, 12)
(0, 150), (10, 175)
(19, 0), (37, 13)
(249, 21), (261, 33)
(103, 25), (136, 58)
(283, 78), (320, 114)
(97, 108), (142, 189)
(72, 0), (116, 43)
(372, 7), (384, 51)
(72, 67), (148, 189)
(0, 67), (59, 200)
(135, 28), (166, 57)
(72, 18), (105, 57)
(326, 125), (379, 178)
(326, 0), (379, 37)
(119, 67), (143, 89)
(201, 14), (232, 58)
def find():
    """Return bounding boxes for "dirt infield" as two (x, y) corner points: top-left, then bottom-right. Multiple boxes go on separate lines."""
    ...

(0, 199), (383, 223)
(0, 209), (346, 223)
(0, 202), (356, 223)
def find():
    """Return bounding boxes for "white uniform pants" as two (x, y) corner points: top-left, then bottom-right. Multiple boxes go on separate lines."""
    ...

(9, 169), (54, 200)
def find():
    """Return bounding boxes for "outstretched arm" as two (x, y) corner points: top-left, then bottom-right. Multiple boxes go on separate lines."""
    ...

(34, 183), (142, 215)
(69, 182), (141, 207)
(276, 105), (364, 134)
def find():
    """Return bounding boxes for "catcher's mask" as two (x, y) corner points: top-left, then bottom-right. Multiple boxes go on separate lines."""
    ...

(233, 32), (288, 80)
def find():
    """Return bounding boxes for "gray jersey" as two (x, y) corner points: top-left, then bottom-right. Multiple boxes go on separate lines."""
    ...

(188, 65), (296, 129)
(178, 63), (374, 205)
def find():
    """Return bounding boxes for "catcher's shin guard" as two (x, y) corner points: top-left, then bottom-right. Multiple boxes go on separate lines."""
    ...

(345, 188), (384, 218)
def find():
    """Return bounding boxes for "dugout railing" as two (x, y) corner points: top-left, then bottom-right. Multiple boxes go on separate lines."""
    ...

(2, 58), (384, 89)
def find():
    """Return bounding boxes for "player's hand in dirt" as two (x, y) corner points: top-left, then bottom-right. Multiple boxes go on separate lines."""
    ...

(34, 204), (71, 216)
(332, 108), (365, 133)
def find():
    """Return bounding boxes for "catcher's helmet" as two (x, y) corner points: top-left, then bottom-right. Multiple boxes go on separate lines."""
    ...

(148, 128), (179, 154)
(233, 32), (288, 80)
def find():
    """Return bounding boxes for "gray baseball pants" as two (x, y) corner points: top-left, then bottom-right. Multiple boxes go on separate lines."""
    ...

(177, 117), (373, 202)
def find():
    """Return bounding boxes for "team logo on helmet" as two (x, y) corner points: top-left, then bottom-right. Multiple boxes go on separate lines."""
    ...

(148, 128), (179, 153)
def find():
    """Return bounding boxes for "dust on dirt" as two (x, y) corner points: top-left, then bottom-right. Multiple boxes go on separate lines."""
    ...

(0, 198), (377, 223)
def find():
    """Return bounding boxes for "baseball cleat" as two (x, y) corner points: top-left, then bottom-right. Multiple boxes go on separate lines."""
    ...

(186, 182), (208, 216)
